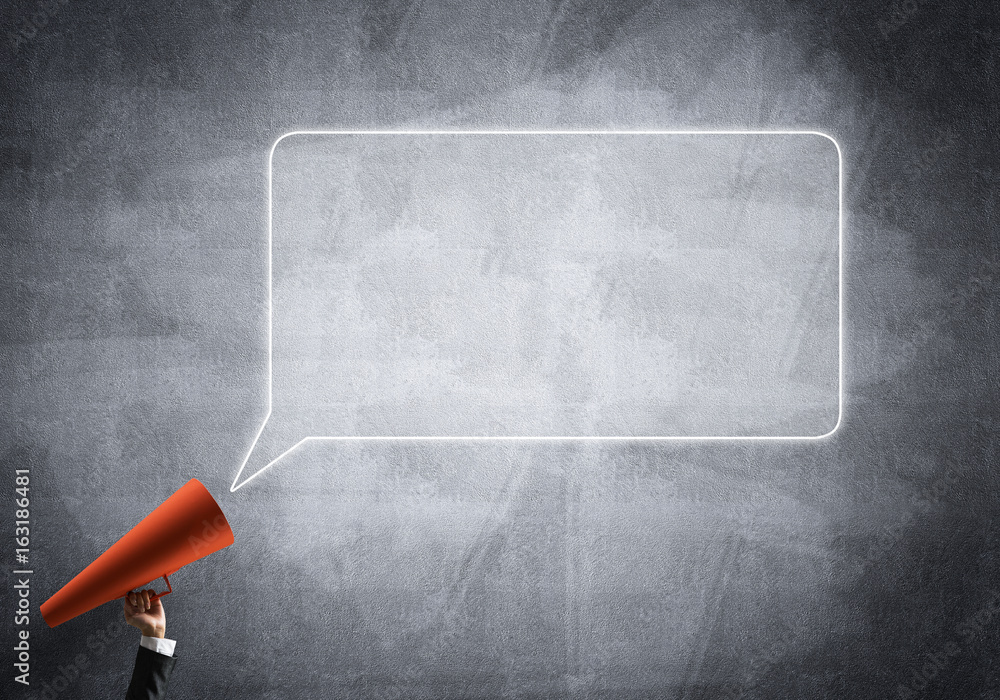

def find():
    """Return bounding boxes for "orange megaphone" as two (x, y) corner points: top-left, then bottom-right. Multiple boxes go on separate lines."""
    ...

(40, 478), (234, 628)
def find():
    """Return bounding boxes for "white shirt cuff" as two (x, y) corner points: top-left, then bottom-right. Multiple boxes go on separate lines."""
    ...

(140, 635), (176, 657)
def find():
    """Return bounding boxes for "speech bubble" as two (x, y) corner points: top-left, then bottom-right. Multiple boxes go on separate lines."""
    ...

(231, 131), (841, 491)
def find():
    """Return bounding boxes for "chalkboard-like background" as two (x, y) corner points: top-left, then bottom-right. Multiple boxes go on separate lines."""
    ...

(1, 1), (997, 698)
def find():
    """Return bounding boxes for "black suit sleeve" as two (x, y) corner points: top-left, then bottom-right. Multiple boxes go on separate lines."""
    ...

(125, 645), (177, 700)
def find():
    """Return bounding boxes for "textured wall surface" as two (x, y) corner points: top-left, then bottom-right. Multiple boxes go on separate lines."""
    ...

(1, 1), (997, 698)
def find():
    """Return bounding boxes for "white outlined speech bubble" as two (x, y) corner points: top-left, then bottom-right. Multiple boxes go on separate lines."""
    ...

(231, 131), (842, 491)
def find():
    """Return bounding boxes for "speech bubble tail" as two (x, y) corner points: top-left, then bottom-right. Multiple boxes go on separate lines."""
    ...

(231, 416), (308, 492)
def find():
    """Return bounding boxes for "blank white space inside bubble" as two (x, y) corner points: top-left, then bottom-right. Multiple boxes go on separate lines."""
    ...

(232, 132), (841, 490)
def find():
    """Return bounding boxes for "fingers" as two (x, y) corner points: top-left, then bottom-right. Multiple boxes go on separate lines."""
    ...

(125, 589), (156, 613)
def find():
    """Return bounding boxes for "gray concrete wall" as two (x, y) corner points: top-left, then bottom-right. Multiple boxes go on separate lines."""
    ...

(1, 1), (997, 698)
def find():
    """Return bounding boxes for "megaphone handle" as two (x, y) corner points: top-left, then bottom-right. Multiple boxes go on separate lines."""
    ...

(148, 573), (172, 602)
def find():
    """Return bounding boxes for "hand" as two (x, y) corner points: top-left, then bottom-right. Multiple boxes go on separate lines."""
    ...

(123, 589), (166, 639)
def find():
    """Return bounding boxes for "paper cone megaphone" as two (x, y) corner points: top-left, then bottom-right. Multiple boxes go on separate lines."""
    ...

(40, 478), (234, 628)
